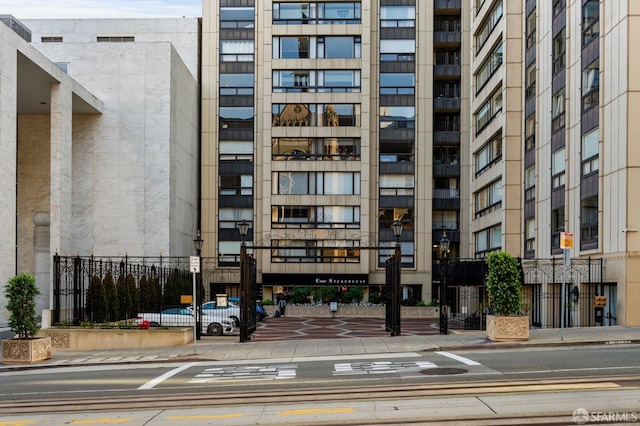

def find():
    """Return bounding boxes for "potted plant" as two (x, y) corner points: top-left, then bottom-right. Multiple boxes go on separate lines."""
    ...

(1, 273), (51, 364)
(484, 251), (529, 341)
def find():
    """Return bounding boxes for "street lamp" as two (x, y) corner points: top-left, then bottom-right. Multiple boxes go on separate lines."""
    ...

(439, 231), (450, 335)
(238, 218), (249, 245)
(390, 220), (403, 336)
(193, 230), (203, 340)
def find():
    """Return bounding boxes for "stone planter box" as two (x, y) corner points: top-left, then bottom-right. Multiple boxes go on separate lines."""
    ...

(1, 337), (52, 365)
(281, 305), (439, 318)
(38, 328), (192, 351)
(486, 315), (530, 341)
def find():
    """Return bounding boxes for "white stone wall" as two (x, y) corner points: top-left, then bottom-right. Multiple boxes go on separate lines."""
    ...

(25, 20), (200, 257)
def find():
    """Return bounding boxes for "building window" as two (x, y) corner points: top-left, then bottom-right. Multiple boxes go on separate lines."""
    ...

(582, 0), (600, 46)
(380, 39), (415, 62)
(552, 29), (566, 75)
(380, 140), (414, 163)
(582, 60), (599, 111)
(525, 64), (536, 100)
(219, 174), (252, 196)
(220, 6), (254, 28)
(525, 218), (535, 253)
(380, 73), (415, 95)
(380, 106), (415, 129)
(475, 179), (502, 218)
(219, 141), (253, 161)
(219, 107), (254, 129)
(272, 104), (360, 127)
(475, 89), (503, 134)
(41, 36), (62, 42)
(433, 210), (458, 231)
(553, 0), (566, 18)
(525, 115), (536, 152)
(551, 207), (565, 250)
(97, 36), (134, 42)
(272, 205), (360, 229)
(524, 166), (535, 201)
(380, 175), (414, 196)
(271, 240), (361, 263)
(220, 73), (254, 96)
(475, 0), (502, 54)
(475, 224), (502, 258)
(525, 10), (536, 50)
(272, 70), (360, 93)
(475, 41), (503, 92)
(551, 89), (565, 132)
(272, 36), (361, 59)
(551, 147), (566, 189)
(273, 2), (361, 25)
(272, 172), (361, 195)
(581, 196), (598, 248)
(54, 63), (68, 73)
(380, 6), (415, 27)
(474, 132), (502, 176)
(221, 40), (254, 62)
(272, 137), (360, 160)
(219, 208), (253, 229)
(582, 129), (599, 176)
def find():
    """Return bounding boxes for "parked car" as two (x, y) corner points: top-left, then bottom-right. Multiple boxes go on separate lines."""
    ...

(189, 301), (241, 326)
(136, 307), (235, 336)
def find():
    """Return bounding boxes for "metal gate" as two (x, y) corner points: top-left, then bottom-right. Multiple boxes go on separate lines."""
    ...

(239, 251), (257, 342)
(385, 253), (401, 336)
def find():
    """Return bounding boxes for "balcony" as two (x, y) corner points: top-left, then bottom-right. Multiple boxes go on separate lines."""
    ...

(433, 163), (460, 177)
(434, 96), (461, 112)
(433, 188), (460, 210)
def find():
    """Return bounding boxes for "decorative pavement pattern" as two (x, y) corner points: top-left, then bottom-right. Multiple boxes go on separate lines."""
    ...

(254, 317), (441, 341)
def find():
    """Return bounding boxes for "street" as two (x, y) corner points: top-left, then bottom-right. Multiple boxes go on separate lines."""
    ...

(1, 344), (639, 424)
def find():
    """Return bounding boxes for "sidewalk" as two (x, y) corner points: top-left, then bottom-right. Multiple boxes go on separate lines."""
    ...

(1, 325), (638, 370)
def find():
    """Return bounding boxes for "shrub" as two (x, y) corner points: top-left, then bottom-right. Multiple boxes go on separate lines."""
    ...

(316, 285), (337, 303)
(485, 251), (523, 316)
(368, 293), (383, 305)
(4, 273), (40, 339)
(342, 286), (365, 304)
(262, 299), (274, 306)
(289, 286), (313, 304)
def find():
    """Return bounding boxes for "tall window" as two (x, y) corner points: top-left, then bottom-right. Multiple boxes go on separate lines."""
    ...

(525, 218), (535, 253)
(273, 37), (361, 59)
(582, 60), (599, 111)
(580, 196), (599, 247)
(582, 0), (599, 46)
(380, 106), (415, 129)
(380, 6), (415, 27)
(525, 10), (536, 50)
(220, 6), (254, 28)
(525, 115), (535, 151)
(551, 207), (565, 250)
(475, 0), (502, 54)
(552, 89), (565, 132)
(220, 73), (254, 96)
(221, 40), (254, 62)
(272, 172), (361, 195)
(581, 129), (599, 176)
(380, 39), (415, 62)
(475, 41), (503, 92)
(475, 179), (502, 217)
(475, 89), (502, 133)
(475, 224), (501, 257)
(380, 73), (415, 95)
(524, 166), (535, 201)
(475, 132), (502, 176)
(552, 29), (566, 75)
(551, 148), (566, 188)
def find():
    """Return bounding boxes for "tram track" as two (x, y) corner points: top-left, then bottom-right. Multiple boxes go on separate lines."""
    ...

(1, 374), (638, 416)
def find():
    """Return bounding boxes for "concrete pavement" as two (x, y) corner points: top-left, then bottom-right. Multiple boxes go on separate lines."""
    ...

(1, 323), (638, 370)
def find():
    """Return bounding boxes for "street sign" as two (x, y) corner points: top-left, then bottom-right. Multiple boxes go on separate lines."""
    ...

(190, 255), (200, 273)
(560, 232), (574, 249)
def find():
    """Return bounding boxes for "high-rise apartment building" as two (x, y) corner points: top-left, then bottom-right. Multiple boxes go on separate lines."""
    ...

(470, 0), (639, 326)
(202, 0), (468, 304)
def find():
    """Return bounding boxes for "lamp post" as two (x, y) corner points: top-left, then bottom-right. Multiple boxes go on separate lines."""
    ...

(390, 220), (403, 336)
(193, 230), (203, 341)
(238, 218), (250, 342)
(439, 231), (450, 335)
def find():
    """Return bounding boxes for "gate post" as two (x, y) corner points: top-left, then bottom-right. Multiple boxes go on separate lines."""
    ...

(439, 232), (450, 335)
(385, 242), (402, 336)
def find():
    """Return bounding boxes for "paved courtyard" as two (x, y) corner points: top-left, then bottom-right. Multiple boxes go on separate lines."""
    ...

(254, 316), (441, 341)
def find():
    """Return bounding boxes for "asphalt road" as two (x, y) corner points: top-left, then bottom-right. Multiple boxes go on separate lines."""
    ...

(1, 345), (639, 424)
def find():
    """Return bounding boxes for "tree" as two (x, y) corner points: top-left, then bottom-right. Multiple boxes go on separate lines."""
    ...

(485, 251), (522, 316)
(4, 274), (40, 339)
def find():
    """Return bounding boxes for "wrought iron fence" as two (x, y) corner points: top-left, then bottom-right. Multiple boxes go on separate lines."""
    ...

(53, 254), (193, 325)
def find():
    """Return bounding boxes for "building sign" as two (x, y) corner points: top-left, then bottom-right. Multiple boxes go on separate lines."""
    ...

(560, 232), (574, 249)
(263, 273), (369, 286)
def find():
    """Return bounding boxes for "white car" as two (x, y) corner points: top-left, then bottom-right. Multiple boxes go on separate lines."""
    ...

(136, 307), (236, 336)
(188, 301), (241, 327)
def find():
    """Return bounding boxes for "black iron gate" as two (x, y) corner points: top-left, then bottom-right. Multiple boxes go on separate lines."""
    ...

(239, 251), (257, 342)
(385, 250), (401, 336)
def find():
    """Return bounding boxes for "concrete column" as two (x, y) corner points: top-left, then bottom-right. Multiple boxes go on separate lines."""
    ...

(0, 39), (18, 325)
(49, 82), (73, 257)
(33, 212), (51, 316)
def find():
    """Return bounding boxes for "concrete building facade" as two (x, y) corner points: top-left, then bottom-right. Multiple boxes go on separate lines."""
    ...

(0, 16), (200, 325)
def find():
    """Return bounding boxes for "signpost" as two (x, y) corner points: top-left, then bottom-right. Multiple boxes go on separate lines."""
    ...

(560, 232), (573, 340)
(190, 255), (200, 354)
